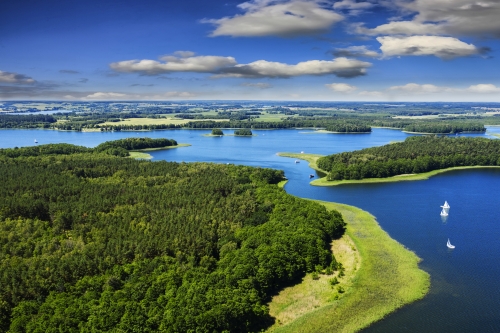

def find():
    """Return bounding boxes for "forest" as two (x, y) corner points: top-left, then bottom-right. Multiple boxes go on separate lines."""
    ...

(317, 136), (500, 181)
(0, 138), (176, 159)
(0, 143), (346, 332)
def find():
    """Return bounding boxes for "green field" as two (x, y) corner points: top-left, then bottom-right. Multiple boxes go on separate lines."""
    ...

(101, 117), (229, 127)
(267, 201), (429, 333)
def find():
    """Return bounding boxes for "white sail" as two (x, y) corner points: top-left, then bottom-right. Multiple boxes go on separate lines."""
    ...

(447, 239), (455, 249)
(34, 139), (38, 143)
(440, 208), (448, 216)
(441, 201), (450, 209)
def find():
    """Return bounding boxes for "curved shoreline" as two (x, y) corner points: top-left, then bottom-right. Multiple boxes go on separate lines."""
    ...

(278, 153), (500, 187)
(129, 143), (191, 159)
(267, 201), (429, 333)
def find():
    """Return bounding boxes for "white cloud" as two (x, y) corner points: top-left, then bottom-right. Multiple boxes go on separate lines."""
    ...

(331, 45), (379, 58)
(389, 83), (453, 93)
(355, 21), (444, 36)
(467, 84), (500, 93)
(325, 83), (357, 93)
(112, 53), (372, 79)
(85, 92), (128, 99)
(203, 0), (344, 37)
(377, 36), (480, 59)
(110, 53), (237, 75)
(216, 57), (371, 78)
(359, 0), (500, 38)
(0, 70), (36, 84)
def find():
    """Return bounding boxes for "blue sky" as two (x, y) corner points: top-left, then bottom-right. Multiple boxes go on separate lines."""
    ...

(1, 0), (500, 101)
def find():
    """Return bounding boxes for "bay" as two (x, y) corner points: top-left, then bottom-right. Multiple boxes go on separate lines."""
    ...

(0, 127), (499, 332)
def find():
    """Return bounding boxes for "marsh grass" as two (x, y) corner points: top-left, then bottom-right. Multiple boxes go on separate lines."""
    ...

(266, 201), (429, 333)
(277, 153), (327, 174)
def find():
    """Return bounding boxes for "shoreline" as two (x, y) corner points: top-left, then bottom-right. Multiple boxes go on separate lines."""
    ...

(278, 153), (500, 186)
(267, 201), (429, 333)
(128, 143), (191, 159)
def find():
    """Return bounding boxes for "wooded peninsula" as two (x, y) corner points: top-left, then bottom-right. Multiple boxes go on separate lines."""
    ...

(0, 141), (349, 332)
(317, 136), (500, 181)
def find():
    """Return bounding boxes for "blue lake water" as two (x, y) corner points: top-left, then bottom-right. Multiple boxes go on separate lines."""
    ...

(1, 127), (499, 332)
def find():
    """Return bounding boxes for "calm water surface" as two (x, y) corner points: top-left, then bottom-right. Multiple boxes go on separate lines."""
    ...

(1, 128), (499, 332)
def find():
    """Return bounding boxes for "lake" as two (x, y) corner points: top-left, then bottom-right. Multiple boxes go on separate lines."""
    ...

(1, 127), (499, 332)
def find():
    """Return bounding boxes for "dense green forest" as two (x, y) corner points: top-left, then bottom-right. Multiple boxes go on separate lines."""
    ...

(0, 144), (345, 332)
(317, 136), (500, 181)
(325, 121), (371, 133)
(0, 115), (57, 129)
(0, 138), (177, 159)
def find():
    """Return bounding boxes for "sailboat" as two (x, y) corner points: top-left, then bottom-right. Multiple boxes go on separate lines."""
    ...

(295, 160), (300, 163)
(441, 201), (450, 209)
(447, 238), (455, 249)
(440, 208), (448, 216)
(34, 139), (38, 144)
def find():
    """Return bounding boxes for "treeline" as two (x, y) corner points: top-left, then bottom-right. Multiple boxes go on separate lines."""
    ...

(317, 136), (500, 180)
(0, 138), (177, 158)
(371, 119), (486, 133)
(234, 128), (253, 136)
(325, 121), (371, 133)
(0, 114), (57, 128)
(94, 138), (177, 151)
(0, 147), (345, 332)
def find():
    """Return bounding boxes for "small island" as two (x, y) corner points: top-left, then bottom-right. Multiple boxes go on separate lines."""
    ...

(211, 128), (224, 136)
(234, 128), (253, 136)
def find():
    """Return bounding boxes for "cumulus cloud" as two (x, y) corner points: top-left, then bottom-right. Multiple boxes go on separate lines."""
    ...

(241, 82), (272, 89)
(325, 83), (357, 92)
(355, 21), (444, 36)
(216, 57), (371, 78)
(359, 0), (500, 37)
(330, 45), (379, 58)
(389, 83), (453, 93)
(203, 0), (344, 37)
(377, 36), (480, 59)
(110, 52), (237, 75)
(0, 70), (36, 84)
(467, 84), (500, 93)
(85, 92), (128, 99)
(112, 53), (371, 79)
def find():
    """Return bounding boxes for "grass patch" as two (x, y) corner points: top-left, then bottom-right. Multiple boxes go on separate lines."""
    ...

(278, 153), (327, 174)
(127, 144), (191, 159)
(101, 117), (229, 127)
(266, 201), (429, 333)
(128, 152), (153, 160)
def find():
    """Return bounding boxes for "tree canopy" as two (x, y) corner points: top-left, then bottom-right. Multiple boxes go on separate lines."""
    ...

(317, 136), (500, 181)
(0, 143), (345, 332)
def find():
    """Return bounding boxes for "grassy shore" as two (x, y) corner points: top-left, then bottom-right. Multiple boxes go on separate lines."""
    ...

(279, 152), (500, 186)
(128, 143), (191, 159)
(277, 153), (327, 174)
(311, 165), (500, 186)
(266, 201), (429, 333)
